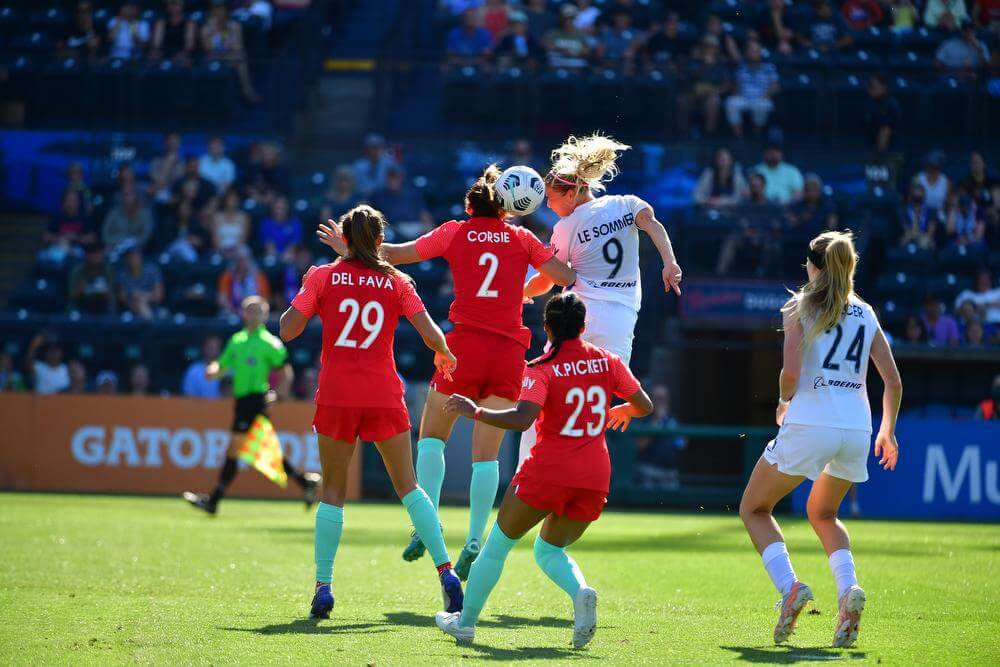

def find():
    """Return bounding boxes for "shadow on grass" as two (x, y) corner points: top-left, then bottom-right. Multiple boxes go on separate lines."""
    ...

(721, 645), (867, 663)
(220, 618), (389, 635)
(451, 643), (592, 662)
(385, 611), (573, 629)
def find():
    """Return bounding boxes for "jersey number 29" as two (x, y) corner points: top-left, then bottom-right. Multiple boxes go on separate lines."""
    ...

(560, 386), (607, 437)
(334, 299), (384, 349)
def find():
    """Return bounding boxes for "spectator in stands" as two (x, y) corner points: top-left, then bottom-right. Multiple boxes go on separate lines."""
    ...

(216, 246), (270, 315)
(69, 243), (116, 315)
(596, 10), (640, 72)
(152, 0), (197, 65)
(129, 363), (151, 396)
(353, 133), (395, 198)
(725, 41), (779, 139)
(936, 23), (990, 77)
(319, 165), (363, 224)
(108, 1), (150, 60)
(955, 268), (1000, 324)
(902, 313), (929, 343)
(259, 195), (303, 260)
(244, 142), (290, 207)
(693, 148), (748, 208)
(677, 35), (729, 135)
(963, 318), (987, 346)
(545, 5), (591, 70)
(572, 0), (602, 34)
(959, 151), (998, 211)
(150, 132), (185, 206)
(898, 182), (939, 249)
(921, 294), (961, 346)
(925, 0), (970, 30)
(703, 14), (742, 63)
(943, 193), (985, 249)
(233, 0), (273, 32)
(210, 187), (250, 253)
(118, 244), (164, 320)
(201, 0), (261, 102)
(493, 11), (545, 69)
(842, 0), (885, 30)
(974, 374), (1000, 419)
(888, 1), (919, 33)
(199, 136), (237, 195)
(371, 165), (433, 240)
(59, 1), (102, 63)
(102, 188), (154, 253)
(746, 171), (770, 205)
(66, 162), (93, 215)
(278, 243), (315, 309)
(444, 0), (485, 16)
(524, 0), (555, 41)
(600, 0), (654, 31)
(916, 150), (951, 211)
(95, 370), (118, 395)
(482, 0), (510, 43)
(786, 174), (837, 234)
(67, 360), (88, 394)
(634, 384), (686, 490)
(756, 0), (795, 55)
(40, 190), (94, 268)
(641, 12), (687, 71)
(173, 155), (217, 212)
(864, 73), (901, 154)
(0, 351), (26, 392)
(182, 335), (222, 398)
(445, 9), (493, 70)
(973, 0), (1000, 30)
(715, 172), (780, 276)
(25, 333), (70, 395)
(797, 0), (853, 53)
(754, 143), (804, 204)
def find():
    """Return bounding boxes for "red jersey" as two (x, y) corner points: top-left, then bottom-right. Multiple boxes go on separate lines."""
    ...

(414, 217), (554, 348)
(518, 339), (640, 492)
(291, 258), (425, 409)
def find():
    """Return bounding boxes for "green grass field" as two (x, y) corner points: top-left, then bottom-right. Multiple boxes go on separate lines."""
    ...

(0, 493), (997, 665)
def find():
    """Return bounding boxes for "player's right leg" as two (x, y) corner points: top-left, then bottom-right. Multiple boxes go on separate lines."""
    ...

(537, 512), (595, 649)
(310, 433), (356, 619)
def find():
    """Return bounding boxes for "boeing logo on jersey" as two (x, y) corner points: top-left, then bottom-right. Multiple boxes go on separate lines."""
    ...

(551, 357), (611, 378)
(813, 376), (863, 390)
(575, 212), (634, 245)
(583, 278), (638, 289)
(467, 230), (511, 244)
(329, 272), (396, 290)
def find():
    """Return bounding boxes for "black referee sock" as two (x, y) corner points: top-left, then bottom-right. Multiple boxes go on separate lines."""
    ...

(209, 457), (239, 506)
(283, 459), (309, 488)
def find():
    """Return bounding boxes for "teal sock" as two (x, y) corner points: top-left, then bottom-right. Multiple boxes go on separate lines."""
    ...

(416, 438), (446, 509)
(533, 535), (586, 599)
(314, 502), (344, 584)
(460, 523), (518, 627)
(467, 460), (499, 545)
(402, 487), (450, 567)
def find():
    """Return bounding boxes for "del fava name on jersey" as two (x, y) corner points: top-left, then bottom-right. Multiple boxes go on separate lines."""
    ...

(574, 211), (635, 245)
(329, 272), (396, 289)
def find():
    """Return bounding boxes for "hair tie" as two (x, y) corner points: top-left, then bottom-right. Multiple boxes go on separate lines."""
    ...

(808, 246), (825, 269)
(547, 171), (580, 187)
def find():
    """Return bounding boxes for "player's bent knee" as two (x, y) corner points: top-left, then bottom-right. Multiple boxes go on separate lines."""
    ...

(533, 535), (559, 566)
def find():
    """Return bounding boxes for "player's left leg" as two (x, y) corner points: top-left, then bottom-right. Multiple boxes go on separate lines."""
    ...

(310, 434), (356, 619)
(537, 513), (595, 649)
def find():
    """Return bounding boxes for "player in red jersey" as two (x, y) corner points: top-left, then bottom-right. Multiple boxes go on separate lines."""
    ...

(279, 205), (464, 620)
(317, 165), (575, 579)
(433, 292), (654, 649)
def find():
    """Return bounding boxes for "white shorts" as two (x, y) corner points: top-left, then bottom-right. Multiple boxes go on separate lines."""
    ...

(763, 423), (871, 483)
(580, 298), (638, 365)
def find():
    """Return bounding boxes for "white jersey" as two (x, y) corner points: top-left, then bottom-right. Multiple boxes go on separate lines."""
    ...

(784, 294), (881, 433)
(550, 194), (650, 311)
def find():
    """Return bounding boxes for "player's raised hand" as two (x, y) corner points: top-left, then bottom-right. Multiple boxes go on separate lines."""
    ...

(434, 349), (457, 382)
(443, 393), (476, 418)
(607, 404), (634, 432)
(874, 430), (899, 471)
(662, 260), (682, 296)
(316, 220), (346, 254)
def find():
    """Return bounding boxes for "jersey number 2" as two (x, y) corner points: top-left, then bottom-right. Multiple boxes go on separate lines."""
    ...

(334, 299), (384, 349)
(822, 324), (866, 373)
(476, 252), (499, 298)
(561, 386), (607, 437)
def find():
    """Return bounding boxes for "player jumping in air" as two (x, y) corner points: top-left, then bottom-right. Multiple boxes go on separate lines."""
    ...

(518, 133), (683, 465)
(435, 292), (653, 648)
(739, 231), (901, 648)
(183, 296), (319, 515)
(280, 205), (465, 619)
(317, 166), (575, 579)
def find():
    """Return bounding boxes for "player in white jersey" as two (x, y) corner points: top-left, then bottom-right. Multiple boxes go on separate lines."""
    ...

(739, 231), (902, 649)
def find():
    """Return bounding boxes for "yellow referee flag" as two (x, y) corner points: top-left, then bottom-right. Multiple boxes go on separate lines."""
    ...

(237, 415), (288, 489)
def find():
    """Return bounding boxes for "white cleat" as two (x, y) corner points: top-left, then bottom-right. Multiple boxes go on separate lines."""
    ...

(773, 581), (813, 644)
(572, 587), (597, 649)
(435, 611), (474, 644)
(832, 585), (866, 648)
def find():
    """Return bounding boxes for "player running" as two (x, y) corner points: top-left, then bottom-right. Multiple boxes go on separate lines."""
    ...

(279, 205), (464, 619)
(317, 165), (575, 579)
(434, 292), (653, 648)
(183, 296), (319, 515)
(739, 231), (901, 648)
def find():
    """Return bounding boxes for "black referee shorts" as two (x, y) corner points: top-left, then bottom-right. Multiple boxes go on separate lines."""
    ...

(232, 393), (268, 433)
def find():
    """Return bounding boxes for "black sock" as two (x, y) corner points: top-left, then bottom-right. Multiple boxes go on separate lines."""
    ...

(210, 457), (239, 505)
(283, 459), (309, 488)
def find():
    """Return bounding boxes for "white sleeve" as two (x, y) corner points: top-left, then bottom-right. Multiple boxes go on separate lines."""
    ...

(549, 221), (571, 263)
(624, 194), (652, 219)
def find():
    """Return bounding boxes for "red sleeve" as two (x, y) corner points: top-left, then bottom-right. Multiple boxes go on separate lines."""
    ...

(518, 227), (556, 269)
(396, 276), (426, 318)
(518, 366), (549, 406)
(414, 220), (460, 260)
(290, 266), (325, 318)
(609, 355), (640, 399)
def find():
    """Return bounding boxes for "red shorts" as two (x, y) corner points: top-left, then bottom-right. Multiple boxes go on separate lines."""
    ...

(430, 326), (526, 402)
(312, 405), (411, 443)
(512, 469), (607, 522)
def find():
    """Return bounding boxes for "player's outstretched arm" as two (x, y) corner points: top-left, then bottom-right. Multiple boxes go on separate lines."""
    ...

(316, 220), (424, 266)
(444, 395), (543, 432)
(537, 257), (576, 287)
(278, 305), (309, 343)
(635, 208), (682, 296)
(407, 310), (457, 381)
(524, 272), (556, 300)
(607, 388), (654, 432)
(776, 305), (804, 425)
(870, 328), (902, 471)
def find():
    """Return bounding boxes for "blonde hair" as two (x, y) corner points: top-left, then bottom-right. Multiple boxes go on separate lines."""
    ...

(782, 231), (858, 346)
(547, 133), (630, 193)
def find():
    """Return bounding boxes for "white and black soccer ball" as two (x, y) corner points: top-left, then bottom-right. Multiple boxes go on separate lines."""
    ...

(496, 165), (545, 215)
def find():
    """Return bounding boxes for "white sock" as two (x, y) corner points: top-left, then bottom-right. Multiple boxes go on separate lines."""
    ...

(761, 542), (797, 596)
(828, 549), (858, 599)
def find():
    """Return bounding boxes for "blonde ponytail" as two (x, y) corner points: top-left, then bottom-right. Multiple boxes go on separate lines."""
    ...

(547, 133), (630, 193)
(782, 231), (858, 346)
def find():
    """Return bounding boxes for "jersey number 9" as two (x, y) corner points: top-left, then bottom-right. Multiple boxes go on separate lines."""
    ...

(334, 298), (385, 349)
(602, 239), (623, 279)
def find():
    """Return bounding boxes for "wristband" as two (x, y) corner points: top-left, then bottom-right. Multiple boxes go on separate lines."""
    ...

(473, 407), (484, 421)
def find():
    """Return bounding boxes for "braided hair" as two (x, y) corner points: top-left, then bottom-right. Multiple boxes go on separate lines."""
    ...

(528, 292), (587, 367)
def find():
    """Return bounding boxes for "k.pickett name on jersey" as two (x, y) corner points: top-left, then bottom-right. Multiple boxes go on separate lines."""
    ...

(575, 212), (635, 244)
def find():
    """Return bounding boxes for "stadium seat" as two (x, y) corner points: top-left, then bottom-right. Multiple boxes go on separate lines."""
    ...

(937, 244), (986, 273)
(926, 274), (973, 303)
(885, 244), (934, 273)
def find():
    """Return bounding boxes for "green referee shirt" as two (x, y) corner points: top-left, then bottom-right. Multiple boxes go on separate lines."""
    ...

(217, 326), (288, 398)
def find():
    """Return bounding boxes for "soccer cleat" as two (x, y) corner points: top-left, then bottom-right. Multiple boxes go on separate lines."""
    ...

(182, 491), (216, 515)
(572, 586), (598, 649)
(454, 539), (481, 581)
(310, 583), (335, 619)
(832, 585), (866, 648)
(303, 472), (321, 509)
(402, 530), (426, 562)
(439, 567), (465, 614)
(773, 581), (813, 644)
(435, 611), (474, 643)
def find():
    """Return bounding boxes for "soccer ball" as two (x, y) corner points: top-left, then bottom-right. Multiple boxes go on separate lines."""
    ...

(496, 165), (545, 215)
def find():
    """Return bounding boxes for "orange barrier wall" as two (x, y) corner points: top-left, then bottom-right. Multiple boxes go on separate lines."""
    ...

(0, 394), (361, 500)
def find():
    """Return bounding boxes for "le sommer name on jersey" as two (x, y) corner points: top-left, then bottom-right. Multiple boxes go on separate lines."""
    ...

(328, 272), (397, 290)
(574, 211), (635, 245)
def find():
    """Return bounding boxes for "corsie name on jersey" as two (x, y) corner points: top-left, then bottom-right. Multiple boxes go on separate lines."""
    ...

(467, 230), (511, 244)
(329, 272), (396, 290)
(575, 212), (634, 244)
(551, 357), (611, 378)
